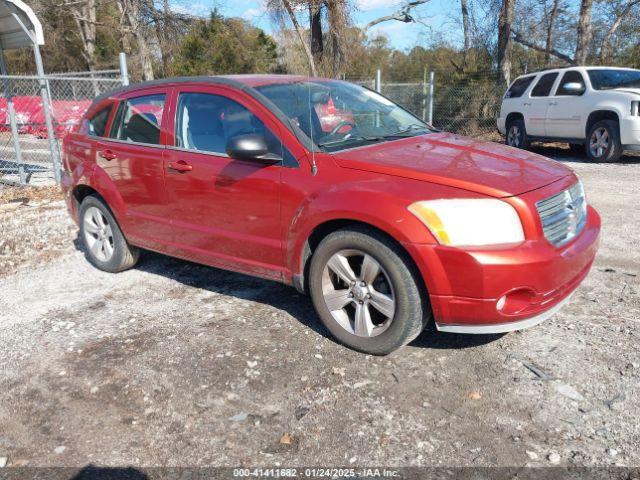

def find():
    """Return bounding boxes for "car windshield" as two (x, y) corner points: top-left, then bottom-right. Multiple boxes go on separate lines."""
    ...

(588, 69), (640, 90)
(255, 80), (433, 152)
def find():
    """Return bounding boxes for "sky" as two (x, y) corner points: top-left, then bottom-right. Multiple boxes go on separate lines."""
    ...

(170, 0), (459, 51)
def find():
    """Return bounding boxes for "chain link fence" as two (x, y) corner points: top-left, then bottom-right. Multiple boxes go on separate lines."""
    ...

(0, 70), (125, 185)
(352, 70), (506, 141)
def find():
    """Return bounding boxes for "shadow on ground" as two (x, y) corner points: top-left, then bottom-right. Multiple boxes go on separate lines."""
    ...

(73, 237), (502, 352)
(529, 143), (640, 165)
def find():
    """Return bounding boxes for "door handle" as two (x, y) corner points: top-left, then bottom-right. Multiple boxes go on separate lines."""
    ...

(168, 160), (193, 173)
(523, 102), (531, 107)
(548, 101), (558, 106)
(99, 149), (117, 161)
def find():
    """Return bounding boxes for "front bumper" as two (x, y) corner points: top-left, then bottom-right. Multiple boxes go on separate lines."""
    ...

(409, 205), (600, 333)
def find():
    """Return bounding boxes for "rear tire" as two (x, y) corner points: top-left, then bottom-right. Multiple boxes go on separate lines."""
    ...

(506, 118), (530, 150)
(79, 195), (140, 273)
(308, 226), (429, 355)
(586, 120), (622, 163)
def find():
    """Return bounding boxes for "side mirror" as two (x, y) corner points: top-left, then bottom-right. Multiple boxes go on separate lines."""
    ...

(562, 82), (585, 94)
(225, 134), (278, 163)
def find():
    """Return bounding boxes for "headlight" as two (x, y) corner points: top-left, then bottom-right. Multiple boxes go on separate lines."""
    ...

(408, 199), (525, 246)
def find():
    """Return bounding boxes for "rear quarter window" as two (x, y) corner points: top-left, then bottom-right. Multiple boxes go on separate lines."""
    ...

(505, 76), (535, 98)
(87, 106), (112, 137)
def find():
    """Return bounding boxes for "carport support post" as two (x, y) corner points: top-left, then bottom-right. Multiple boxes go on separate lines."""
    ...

(428, 71), (434, 125)
(0, 50), (26, 184)
(119, 52), (129, 86)
(33, 42), (61, 183)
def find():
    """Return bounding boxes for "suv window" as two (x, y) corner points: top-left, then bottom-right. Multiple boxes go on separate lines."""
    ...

(531, 72), (559, 97)
(175, 92), (282, 157)
(111, 94), (165, 145)
(87, 106), (112, 137)
(505, 76), (535, 98)
(556, 71), (586, 96)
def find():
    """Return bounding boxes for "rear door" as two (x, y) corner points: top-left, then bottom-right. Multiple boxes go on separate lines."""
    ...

(525, 71), (559, 137)
(95, 87), (173, 248)
(546, 70), (587, 139)
(162, 85), (288, 280)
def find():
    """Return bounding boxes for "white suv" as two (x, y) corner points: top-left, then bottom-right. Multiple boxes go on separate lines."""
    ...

(498, 67), (640, 162)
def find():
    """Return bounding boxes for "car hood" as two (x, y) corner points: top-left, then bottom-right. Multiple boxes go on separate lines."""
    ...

(331, 132), (573, 198)
(613, 87), (640, 96)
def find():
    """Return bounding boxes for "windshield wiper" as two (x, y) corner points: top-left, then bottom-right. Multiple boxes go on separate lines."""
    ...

(379, 124), (430, 139)
(318, 135), (384, 148)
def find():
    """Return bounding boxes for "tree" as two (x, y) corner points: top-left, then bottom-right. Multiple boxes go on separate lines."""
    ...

(460, 0), (471, 63)
(497, 0), (516, 84)
(168, 12), (278, 76)
(599, 0), (640, 62)
(574, 0), (593, 65)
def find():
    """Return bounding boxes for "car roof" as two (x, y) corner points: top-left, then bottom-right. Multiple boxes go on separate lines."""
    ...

(514, 65), (639, 80)
(94, 74), (330, 103)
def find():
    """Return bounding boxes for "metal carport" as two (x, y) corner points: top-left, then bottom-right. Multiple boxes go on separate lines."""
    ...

(0, 0), (59, 183)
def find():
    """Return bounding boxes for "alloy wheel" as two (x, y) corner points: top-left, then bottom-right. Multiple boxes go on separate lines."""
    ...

(321, 249), (396, 337)
(83, 206), (115, 262)
(589, 127), (609, 158)
(507, 125), (521, 147)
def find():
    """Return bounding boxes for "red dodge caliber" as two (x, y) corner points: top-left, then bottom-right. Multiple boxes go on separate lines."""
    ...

(61, 75), (600, 354)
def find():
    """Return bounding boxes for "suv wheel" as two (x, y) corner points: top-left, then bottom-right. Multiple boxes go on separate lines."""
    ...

(586, 120), (622, 163)
(506, 118), (530, 150)
(79, 195), (140, 272)
(308, 227), (429, 355)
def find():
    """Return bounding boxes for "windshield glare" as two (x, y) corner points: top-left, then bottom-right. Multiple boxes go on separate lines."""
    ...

(255, 80), (432, 152)
(588, 69), (640, 90)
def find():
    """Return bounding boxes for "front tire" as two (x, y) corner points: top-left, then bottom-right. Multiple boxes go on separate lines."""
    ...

(79, 195), (140, 273)
(506, 118), (530, 150)
(308, 227), (429, 355)
(586, 120), (622, 163)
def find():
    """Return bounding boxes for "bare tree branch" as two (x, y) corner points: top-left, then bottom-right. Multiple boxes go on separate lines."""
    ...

(511, 29), (576, 65)
(600, 0), (640, 62)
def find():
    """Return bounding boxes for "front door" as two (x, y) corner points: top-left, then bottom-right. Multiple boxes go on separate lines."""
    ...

(162, 87), (285, 280)
(525, 71), (559, 137)
(97, 89), (173, 248)
(545, 70), (587, 139)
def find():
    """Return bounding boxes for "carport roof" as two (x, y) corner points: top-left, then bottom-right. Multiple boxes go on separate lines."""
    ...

(0, 0), (44, 50)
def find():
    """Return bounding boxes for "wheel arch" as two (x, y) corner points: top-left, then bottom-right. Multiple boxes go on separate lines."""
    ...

(292, 218), (431, 300)
(505, 112), (524, 128)
(585, 110), (620, 137)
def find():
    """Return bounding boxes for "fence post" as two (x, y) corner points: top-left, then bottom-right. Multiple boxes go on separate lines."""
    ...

(119, 52), (129, 86)
(33, 42), (62, 183)
(422, 67), (427, 121)
(428, 71), (435, 125)
(0, 51), (26, 184)
(374, 69), (381, 93)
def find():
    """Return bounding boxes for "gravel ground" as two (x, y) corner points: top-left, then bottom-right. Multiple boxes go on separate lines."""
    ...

(0, 147), (638, 469)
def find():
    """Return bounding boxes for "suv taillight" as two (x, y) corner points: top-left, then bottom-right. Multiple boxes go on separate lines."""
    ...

(632, 101), (640, 116)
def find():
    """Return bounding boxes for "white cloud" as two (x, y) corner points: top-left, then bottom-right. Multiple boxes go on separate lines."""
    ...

(242, 7), (261, 19)
(356, 0), (402, 11)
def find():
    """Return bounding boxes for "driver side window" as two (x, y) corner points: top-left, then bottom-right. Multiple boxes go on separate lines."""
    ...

(175, 93), (282, 157)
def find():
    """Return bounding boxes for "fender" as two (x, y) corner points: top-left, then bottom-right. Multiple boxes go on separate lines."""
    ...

(71, 161), (128, 228)
(285, 183), (440, 290)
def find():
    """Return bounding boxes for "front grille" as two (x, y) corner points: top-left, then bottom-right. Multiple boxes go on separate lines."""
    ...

(536, 181), (587, 247)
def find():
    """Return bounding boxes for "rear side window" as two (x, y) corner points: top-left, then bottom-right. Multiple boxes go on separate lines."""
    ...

(175, 92), (282, 157)
(505, 76), (535, 98)
(87, 106), (112, 137)
(111, 94), (165, 145)
(531, 73), (559, 97)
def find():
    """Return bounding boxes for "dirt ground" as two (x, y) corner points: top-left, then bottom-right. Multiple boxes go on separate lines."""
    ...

(0, 146), (639, 470)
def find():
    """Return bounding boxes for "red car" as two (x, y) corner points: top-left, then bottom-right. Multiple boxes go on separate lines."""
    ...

(61, 75), (600, 354)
